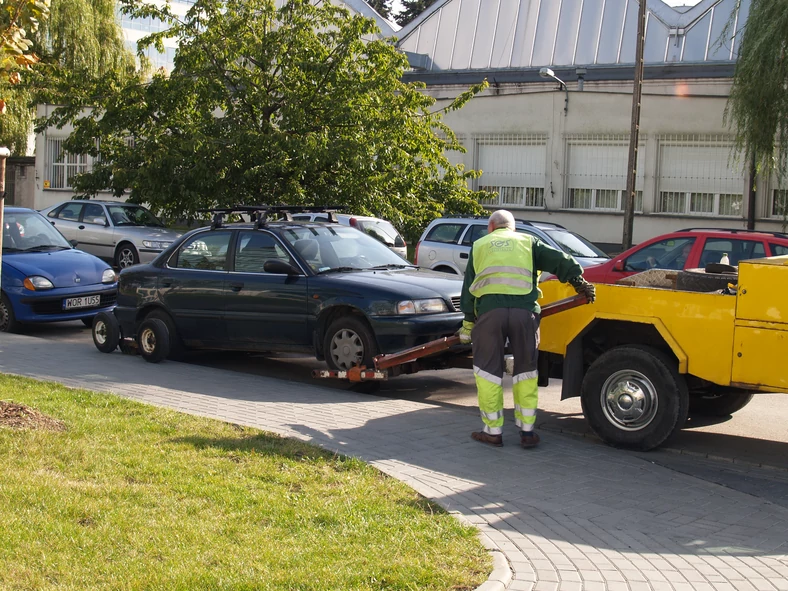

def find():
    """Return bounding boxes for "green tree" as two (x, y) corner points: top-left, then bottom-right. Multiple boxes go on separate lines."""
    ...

(365, 0), (391, 20)
(40, 0), (487, 240)
(724, 0), (788, 222)
(0, 0), (134, 155)
(395, 0), (436, 27)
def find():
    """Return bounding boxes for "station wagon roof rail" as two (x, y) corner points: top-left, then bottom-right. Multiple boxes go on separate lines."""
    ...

(196, 205), (347, 229)
(678, 227), (788, 239)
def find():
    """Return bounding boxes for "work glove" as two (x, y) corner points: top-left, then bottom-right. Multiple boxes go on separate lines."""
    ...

(456, 320), (474, 345)
(568, 275), (596, 303)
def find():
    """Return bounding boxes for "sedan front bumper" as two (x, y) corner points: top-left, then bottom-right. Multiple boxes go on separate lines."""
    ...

(14, 283), (117, 323)
(368, 312), (464, 354)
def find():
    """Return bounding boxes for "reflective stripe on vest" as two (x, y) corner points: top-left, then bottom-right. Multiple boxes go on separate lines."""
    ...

(470, 229), (535, 297)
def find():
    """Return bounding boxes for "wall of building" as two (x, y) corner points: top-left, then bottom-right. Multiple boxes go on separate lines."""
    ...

(433, 77), (785, 246)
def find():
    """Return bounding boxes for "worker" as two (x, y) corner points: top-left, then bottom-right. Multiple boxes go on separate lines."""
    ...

(458, 210), (596, 449)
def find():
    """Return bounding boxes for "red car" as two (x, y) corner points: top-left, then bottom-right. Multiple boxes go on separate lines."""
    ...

(581, 227), (788, 284)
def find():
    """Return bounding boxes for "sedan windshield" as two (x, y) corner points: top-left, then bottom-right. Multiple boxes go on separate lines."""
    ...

(2, 211), (72, 252)
(107, 205), (164, 227)
(280, 225), (410, 273)
(543, 229), (609, 259)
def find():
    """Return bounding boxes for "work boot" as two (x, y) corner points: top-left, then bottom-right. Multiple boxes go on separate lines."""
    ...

(520, 431), (540, 449)
(471, 431), (503, 447)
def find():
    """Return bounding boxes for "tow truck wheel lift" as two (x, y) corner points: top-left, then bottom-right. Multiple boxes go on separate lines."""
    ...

(312, 294), (590, 384)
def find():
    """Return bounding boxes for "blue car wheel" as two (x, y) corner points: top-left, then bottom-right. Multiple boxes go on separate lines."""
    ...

(0, 293), (20, 333)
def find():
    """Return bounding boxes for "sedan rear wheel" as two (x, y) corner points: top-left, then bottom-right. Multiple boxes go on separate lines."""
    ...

(324, 316), (379, 371)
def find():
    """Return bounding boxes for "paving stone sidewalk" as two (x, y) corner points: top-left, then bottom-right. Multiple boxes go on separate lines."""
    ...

(2, 332), (788, 591)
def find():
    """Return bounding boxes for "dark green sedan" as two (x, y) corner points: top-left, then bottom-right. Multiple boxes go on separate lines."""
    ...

(108, 216), (464, 369)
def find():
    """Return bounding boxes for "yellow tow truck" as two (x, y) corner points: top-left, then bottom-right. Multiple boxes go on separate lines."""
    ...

(538, 255), (788, 450)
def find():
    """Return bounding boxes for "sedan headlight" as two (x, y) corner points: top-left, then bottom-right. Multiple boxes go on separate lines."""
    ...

(23, 276), (54, 291)
(142, 240), (172, 250)
(396, 298), (448, 315)
(102, 269), (117, 284)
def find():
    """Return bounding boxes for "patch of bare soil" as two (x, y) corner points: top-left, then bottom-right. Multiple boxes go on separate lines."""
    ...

(0, 401), (66, 431)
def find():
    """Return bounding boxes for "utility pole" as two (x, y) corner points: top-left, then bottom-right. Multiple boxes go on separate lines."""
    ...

(622, 0), (647, 251)
(0, 147), (9, 293)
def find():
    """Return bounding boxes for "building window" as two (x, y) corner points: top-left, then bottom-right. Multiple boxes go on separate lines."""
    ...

(476, 134), (547, 208)
(656, 135), (744, 217)
(564, 135), (644, 212)
(45, 138), (91, 190)
(772, 189), (788, 218)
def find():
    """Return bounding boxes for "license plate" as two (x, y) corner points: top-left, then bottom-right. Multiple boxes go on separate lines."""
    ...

(63, 295), (101, 310)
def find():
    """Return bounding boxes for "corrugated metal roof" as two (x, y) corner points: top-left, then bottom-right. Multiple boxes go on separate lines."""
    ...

(396, 0), (749, 72)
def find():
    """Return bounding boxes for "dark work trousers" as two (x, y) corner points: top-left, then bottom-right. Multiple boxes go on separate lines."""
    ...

(471, 307), (541, 435)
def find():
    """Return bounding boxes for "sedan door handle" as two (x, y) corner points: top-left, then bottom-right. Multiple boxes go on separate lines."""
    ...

(229, 282), (244, 292)
(78, 225), (85, 230)
(460, 253), (469, 259)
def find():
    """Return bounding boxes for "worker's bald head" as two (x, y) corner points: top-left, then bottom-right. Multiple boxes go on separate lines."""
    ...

(488, 210), (515, 232)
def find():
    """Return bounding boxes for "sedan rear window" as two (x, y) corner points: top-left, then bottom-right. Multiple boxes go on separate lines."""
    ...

(542, 229), (609, 258)
(771, 243), (788, 256)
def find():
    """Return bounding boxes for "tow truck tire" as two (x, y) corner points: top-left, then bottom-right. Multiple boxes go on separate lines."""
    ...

(581, 345), (689, 451)
(92, 312), (120, 353)
(676, 268), (737, 293)
(145, 309), (185, 361)
(324, 315), (379, 371)
(689, 389), (755, 417)
(136, 318), (170, 364)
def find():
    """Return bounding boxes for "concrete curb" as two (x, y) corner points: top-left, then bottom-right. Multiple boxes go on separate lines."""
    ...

(451, 512), (513, 591)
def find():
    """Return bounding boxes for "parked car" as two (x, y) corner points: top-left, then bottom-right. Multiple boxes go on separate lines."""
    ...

(581, 227), (788, 284)
(415, 215), (609, 274)
(100, 209), (463, 369)
(290, 213), (407, 259)
(39, 200), (182, 269)
(1, 207), (118, 333)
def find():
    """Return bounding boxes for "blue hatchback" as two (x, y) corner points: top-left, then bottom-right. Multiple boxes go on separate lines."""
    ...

(2, 207), (118, 332)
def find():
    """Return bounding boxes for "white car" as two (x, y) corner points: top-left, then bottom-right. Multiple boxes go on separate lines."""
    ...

(290, 213), (408, 259)
(40, 201), (183, 268)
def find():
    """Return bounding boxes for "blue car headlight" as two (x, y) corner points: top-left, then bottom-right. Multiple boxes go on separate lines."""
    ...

(396, 299), (448, 315)
(23, 276), (54, 291)
(102, 269), (117, 284)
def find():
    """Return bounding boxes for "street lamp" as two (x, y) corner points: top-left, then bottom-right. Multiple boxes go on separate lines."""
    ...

(539, 67), (569, 116)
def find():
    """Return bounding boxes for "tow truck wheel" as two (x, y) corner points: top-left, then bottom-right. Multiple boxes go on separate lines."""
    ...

(136, 318), (170, 363)
(92, 312), (120, 353)
(145, 309), (185, 361)
(689, 389), (754, 417)
(581, 345), (689, 451)
(324, 316), (379, 371)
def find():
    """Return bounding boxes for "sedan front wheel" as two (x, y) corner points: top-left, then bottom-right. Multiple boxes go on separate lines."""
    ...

(324, 316), (379, 371)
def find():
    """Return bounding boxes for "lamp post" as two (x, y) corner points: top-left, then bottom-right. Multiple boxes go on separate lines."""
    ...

(539, 67), (569, 116)
(0, 146), (10, 294)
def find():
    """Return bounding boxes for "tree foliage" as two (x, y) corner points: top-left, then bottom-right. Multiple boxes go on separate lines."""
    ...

(724, 0), (788, 205)
(365, 0), (391, 20)
(40, 0), (487, 240)
(395, 0), (436, 27)
(0, 0), (134, 154)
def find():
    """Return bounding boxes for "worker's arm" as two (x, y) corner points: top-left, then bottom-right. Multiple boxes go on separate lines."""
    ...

(460, 248), (477, 322)
(532, 238), (584, 282)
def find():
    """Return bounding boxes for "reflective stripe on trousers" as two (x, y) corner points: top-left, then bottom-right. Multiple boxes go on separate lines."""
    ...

(513, 375), (538, 432)
(474, 365), (504, 435)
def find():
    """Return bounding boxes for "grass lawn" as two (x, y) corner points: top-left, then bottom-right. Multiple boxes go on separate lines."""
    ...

(0, 374), (490, 590)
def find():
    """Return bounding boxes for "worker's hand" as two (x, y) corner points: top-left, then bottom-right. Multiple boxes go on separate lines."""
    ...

(456, 320), (474, 344)
(569, 276), (596, 303)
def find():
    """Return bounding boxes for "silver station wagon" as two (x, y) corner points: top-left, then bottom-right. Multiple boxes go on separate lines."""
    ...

(40, 201), (182, 268)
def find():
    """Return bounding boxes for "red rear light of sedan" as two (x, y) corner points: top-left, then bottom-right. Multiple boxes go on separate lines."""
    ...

(413, 241), (421, 265)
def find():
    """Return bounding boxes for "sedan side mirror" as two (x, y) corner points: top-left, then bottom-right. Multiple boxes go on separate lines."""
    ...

(92, 217), (109, 226)
(263, 259), (299, 275)
(69, 239), (78, 248)
(613, 259), (625, 272)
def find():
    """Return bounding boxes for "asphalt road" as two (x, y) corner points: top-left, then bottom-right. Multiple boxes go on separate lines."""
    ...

(22, 320), (788, 479)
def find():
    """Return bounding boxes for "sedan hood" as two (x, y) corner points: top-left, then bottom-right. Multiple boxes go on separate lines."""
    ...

(115, 226), (182, 241)
(320, 268), (463, 299)
(3, 249), (111, 287)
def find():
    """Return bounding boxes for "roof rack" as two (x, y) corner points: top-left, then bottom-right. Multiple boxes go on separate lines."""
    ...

(197, 205), (346, 229)
(515, 218), (567, 230)
(678, 227), (788, 239)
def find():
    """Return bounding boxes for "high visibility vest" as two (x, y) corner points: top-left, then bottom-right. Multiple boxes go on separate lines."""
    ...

(470, 229), (535, 297)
